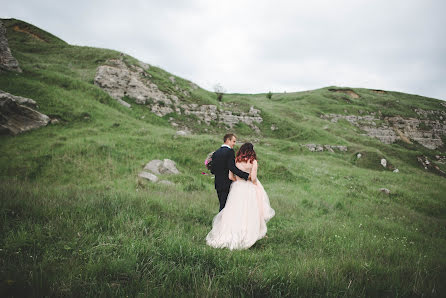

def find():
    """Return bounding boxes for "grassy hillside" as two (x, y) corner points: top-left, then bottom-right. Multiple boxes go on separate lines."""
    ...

(1, 18), (445, 297)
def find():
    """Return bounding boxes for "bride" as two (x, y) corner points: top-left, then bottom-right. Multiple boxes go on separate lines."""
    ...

(206, 143), (275, 250)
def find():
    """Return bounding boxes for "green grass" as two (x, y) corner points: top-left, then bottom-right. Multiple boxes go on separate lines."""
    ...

(1, 18), (445, 297)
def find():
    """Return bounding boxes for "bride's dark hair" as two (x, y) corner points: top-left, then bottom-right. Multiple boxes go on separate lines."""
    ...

(235, 143), (257, 163)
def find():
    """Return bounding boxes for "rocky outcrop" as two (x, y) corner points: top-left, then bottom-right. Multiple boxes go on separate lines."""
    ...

(179, 103), (262, 131)
(94, 59), (263, 132)
(0, 20), (22, 72)
(302, 144), (348, 152)
(94, 58), (175, 108)
(0, 90), (50, 135)
(417, 155), (446, 177)
(321, 110), (446, 150)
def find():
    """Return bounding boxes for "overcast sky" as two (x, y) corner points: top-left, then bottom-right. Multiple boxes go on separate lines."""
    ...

(3, 0), (446, 100)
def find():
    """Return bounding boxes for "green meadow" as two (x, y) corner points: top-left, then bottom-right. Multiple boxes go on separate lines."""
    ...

(1, 19), (445, 297)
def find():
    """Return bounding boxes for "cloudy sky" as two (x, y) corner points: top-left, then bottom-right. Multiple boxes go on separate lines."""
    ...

(3, 0), (446, 99)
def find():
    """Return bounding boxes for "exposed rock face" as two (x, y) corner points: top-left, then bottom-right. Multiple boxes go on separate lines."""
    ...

(0, 20), (22, 72)
(180, 103), (262, 131)
(94, 59), (263, 131)
(321, 110), (446, 150)
(0, 90), (50, 135)
(94, 59), (175, 108)
(417, 155), (446, 177)
(303, 144), (348, 152)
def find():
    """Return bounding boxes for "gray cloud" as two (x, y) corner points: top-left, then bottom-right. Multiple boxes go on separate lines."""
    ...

(2, 0), (445, 100)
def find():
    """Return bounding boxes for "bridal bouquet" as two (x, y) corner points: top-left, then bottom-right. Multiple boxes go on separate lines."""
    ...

(204, 151), (215, 172)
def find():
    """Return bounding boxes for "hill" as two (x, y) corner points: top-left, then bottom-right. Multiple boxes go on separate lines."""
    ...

(1, 18), (445, 297)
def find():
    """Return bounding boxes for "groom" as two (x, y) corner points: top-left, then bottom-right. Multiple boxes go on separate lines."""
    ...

(211, 133), (250, 211)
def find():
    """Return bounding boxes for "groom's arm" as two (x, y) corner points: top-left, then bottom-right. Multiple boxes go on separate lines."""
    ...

(227, 150), (249, 180)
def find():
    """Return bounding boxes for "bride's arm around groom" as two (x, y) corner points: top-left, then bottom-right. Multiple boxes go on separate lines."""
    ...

(229, 160), (258, 185)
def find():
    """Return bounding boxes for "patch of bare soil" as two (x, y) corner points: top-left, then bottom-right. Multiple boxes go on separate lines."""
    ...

(328, 88), (360, 99)
(371, 89), (387, 95)
(13, 25), (47, 42)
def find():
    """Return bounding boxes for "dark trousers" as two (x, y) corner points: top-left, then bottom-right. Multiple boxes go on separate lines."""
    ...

(217, 190), (230, 211)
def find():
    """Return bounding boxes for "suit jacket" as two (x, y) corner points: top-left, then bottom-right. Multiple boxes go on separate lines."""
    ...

(211, 146), (249, 191)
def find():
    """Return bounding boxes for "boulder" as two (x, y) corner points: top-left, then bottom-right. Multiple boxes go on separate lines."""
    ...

(160, 159), (180, 174)
(0, 90), (36, 107)
(379, 188), (391, 195)
(144, 159), (163, 175)
(0, 91), (50, 135)
(138, 171), (158, 182)
(381, 159), (387, 168)
(143, 159), (180, 175)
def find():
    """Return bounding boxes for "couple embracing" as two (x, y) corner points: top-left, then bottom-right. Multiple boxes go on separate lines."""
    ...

(206, 134), (275, 250)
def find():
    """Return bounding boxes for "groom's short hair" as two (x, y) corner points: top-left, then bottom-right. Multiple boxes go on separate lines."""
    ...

(224, 133), (236, 142)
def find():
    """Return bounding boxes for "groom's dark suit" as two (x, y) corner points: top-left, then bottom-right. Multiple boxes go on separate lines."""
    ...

(211, 145), (249, 211)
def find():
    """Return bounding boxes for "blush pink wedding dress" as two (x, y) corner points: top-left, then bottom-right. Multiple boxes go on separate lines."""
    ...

(206, 160), (275, 250)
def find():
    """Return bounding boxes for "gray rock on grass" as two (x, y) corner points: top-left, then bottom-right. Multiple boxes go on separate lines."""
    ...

(138, 171), (158, 182)
(379, 188), (391, 195)
(143, 159), (180, 175)
(0, 90), (50, 135)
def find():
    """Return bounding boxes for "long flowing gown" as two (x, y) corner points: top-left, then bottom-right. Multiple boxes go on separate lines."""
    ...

(206, 160), (275, 250)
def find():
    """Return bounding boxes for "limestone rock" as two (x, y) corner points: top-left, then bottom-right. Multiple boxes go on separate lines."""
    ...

(381, 159), (387, 168)
(94, 58), (171, 109)
(303, 144), (348, 152)
(176, 130), (190, 136)
(144, 159), (163, 175)
(0, 20), (22, 72)
(138, 171), (158, 182)
(393, 169), (399, 173)
(0, 90), (50, 135)
(0, 90), (36, 108)
(94, 60), (263, 130)
(161, 159), (180, 174)
(151, 104), (173, 117)
(138, 61), (150, 70)
(379, 188), (391, 195)
(320, 112), (446, 150)
(143, 159), (180, 175)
